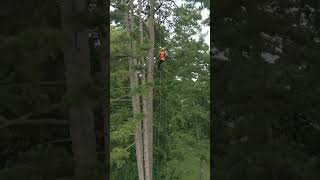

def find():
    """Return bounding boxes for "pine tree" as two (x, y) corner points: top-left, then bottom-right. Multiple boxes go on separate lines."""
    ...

(212, 0), (320, 179)
(110, 0), (210, 179)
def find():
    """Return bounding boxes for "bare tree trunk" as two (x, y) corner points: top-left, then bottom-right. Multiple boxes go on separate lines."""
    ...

(143, 0), (155, 179)
(124, 1), (145, 179)
(123, 1), (155, 179)
(134, 106), (145, 180)
(129, 0), (145, 180)
(138, 0), (144, 45)
(60, 0), (97, 179)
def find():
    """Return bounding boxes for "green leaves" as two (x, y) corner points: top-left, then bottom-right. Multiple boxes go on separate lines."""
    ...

(111, 147), (130, 168)
(213, 1), (320, 179)
(110, 0), (210, 179)
(111, 118), (136, 144)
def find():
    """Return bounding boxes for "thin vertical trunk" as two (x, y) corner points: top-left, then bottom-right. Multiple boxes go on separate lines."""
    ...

(137, 0), (146, 179)
(141, 57), (149, 179)
(139, 0), (144, 45)
(143, 0), (155, 179)
(125, 1), (145, 180)
(60, 0), (97, 179)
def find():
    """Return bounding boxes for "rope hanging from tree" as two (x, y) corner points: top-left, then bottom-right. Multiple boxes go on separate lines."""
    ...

(156, 3), (168, 179)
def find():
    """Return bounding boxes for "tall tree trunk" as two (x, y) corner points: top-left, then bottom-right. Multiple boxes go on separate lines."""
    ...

(97, 1), (109, 179)
(129, 0), (145, 180)
(60, 0), (97, 179)
(143, 0), (155, 179)
(138, 0), (144, 45)
(124, 1), (145, 179)
(100, 31), (109, 180)
(137, 0), (146, 179)
(141, 56), (149, 179)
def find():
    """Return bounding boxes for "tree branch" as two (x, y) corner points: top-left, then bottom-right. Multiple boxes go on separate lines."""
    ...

(0, 119), (69, 129)
(167, 0), (179, 9)
(125, 142), (136, 150)
(0, 116), (9, 123)
(0, 81), (65, 87)
(146, 2), (164, 18)
(111, 94), (132, 102)
(154, 2), (163, 14)
(45, 138), (72, 144)
(113, 54), (141, 60)
(0, 102), (66, 129)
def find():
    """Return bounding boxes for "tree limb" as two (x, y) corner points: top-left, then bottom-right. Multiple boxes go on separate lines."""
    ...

(0, 81), (65, 87)
(111, 96), (132, 102)
(45, 138), (72, 144)
(0, 116), (9, 123)
(167, 0), (179, 9)
(154, 2), (163, 14)
(0, 119), (69, 129)
(0, 102), (66, 129)
(125, 142), (136, 150)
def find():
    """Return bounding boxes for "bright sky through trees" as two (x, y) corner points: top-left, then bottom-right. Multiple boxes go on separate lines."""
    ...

(110, 0), (210, 46)
(175, 0), (209, 45)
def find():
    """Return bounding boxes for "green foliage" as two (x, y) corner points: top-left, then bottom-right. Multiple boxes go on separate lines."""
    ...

(110, 0), (210, 179)
(111, 117), (136, 144)
(111, 147), (130, 168)
(1, 1), (106, 179)
(213, 0), (320, 179)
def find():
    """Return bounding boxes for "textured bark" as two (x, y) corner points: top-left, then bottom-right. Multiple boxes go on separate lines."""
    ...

(98, 1), (109, 179)
(60, 0), (97, 179)
(138, 0), (144, 45)
(134, 117), (145, 180)
(125, 1), (145, 179)
(122, 1), (155, 179)
(100, 27), (109, 180)
(129, 1), (145, 180)
(143, 0), (155, 179)
(141, 57), (149, 179)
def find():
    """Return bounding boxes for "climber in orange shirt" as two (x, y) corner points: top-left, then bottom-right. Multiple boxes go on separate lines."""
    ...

(158, 48), (166, 70)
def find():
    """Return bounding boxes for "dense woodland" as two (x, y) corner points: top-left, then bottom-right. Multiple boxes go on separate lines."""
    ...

(1, 0), (210, 179)
(1, 0), (320, 180)
(213, 0), (320, 179)
(110, 0), (209, 179)
(1, 0), (108, 179)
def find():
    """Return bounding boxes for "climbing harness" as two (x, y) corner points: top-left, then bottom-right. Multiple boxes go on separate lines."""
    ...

(158, 48), (166, 70)
(158, 6), (166, 70)
(160, 48), (166, 62)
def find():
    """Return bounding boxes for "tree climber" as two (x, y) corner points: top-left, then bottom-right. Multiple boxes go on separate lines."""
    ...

(158, 47), (166, 70)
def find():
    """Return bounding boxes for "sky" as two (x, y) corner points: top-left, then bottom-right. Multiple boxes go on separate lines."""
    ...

(201, 8), (210, 46)
(174, 0), (210, 46)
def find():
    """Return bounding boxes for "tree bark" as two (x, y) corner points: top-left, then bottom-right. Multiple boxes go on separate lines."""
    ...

(60, 0), (97, 179)
(125, 1), (145, 179)
(143, 0), (155, 179)
(97, 1), (109, 179)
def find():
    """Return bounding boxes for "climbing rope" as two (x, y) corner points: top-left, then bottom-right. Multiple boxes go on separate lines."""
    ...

(156, 69), (162, 180)
(156, 3), (169, 179)
(163, 64), (167, 170)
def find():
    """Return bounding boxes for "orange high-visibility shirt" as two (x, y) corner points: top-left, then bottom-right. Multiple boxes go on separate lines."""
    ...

(160, 50), (165, 61)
